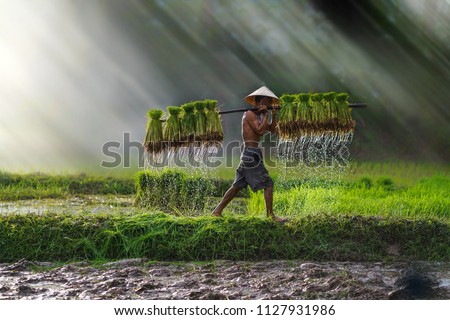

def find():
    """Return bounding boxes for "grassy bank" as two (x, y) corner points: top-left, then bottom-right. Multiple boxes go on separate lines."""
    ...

(0, 211), (448, 262)
(0, 172), (136, 201)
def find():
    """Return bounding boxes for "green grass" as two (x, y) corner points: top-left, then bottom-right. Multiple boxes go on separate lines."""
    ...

(0, 211), (447, 262)
(344, 161), (449, 185)
(248, 175), (449, 221)
(0, 171), (136, 201)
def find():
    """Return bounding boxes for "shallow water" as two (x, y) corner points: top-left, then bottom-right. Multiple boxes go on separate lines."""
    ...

(0, 195), (247, 216)
(0, 195), (135, 215)
(0, 259), (448, 300)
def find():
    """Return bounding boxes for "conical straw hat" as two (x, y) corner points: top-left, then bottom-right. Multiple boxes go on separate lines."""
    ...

(244, 86), (279, 106)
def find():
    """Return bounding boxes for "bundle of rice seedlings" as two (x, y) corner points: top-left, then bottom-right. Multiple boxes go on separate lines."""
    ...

(143, 109), (165, 154)
(335, 93), (355, 134)
(181, 102), (196, 145)
(136, 170), (160, 208)
(309, 93), (325, 134)
(278, 94), (297, 139)
(295, 93), (311, 133)
(277, 97), (288, 137)
(159, 169), (185, 210)
(322, 92), (338, 131)
(183, 175), (212, 213)
(194, 101), (207, 142)
(163, 106), (182, 147)
(205, 99), (223, 143)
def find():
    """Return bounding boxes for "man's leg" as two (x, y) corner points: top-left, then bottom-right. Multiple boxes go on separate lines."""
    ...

(212, 185), (242, 217)
(264, 185), (274, 216)
(264, 185), (288, 223)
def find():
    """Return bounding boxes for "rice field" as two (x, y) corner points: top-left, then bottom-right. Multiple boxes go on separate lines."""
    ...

(0, 161), (449, 262)
(248, 175), (450, 221)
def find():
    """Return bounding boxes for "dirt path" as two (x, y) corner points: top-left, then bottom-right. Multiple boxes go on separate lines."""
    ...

(0, 259), (448, 300)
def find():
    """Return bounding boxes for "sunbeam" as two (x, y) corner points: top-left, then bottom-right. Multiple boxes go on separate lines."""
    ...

(0, 0), (449, 171)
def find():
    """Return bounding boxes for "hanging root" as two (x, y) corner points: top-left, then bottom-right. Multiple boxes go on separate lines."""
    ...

(276, 131), (354, 167)
(276, 91), (355, 166)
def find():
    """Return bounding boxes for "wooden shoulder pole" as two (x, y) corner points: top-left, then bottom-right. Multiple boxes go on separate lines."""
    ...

(218, 103), (366, 115)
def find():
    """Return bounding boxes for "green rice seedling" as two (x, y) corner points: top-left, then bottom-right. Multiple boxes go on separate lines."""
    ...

(322, 92), (333, 120)
(278, 94), (297, 138)
(293, 93), (300, 121)
(159, 169), (185, 211)
(205, 99), (223, 143)
(136, 169), (185, 211)
(181, 102), (196, 145)
(309, 93), (325, 134)
(329, 92), (339, 129)
(135, 170), (240, 212)
(335, 93), (354, 134)
(305, 93), (315, 127)
(278, 96), (288, 115)
(163, 106), (182, 147)
(285, 94), (297, 137)
(135, 170), (161, 208)
(194, 101), (207, 142)
(183, 175), (213, 214)
(322, 92), (338, 131)
(143, 109), (165, 154)
(277, 96), (288, 137)
(296, 93), (311, 133)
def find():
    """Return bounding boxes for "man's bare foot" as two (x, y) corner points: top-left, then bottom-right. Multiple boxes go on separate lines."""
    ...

(269, 215), (289, 223)
(212, 211), (223, 217)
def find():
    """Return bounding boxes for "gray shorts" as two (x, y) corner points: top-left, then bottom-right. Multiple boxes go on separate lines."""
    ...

(232, 147), (274, 192)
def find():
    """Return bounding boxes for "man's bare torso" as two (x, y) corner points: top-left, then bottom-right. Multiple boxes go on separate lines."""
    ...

(242, 111), (263, 147)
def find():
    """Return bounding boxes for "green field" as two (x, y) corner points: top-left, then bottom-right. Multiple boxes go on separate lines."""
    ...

(0, 161), (449, 262)
(248, 175), (449, 220)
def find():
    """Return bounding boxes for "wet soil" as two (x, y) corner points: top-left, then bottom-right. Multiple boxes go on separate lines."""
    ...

(0, 259), (448, 300)
(0, 195), (247, 216)
(1, 197), (448, 299)
(0, 195), (135, 215)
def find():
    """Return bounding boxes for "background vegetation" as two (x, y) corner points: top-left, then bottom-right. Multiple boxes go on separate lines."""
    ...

(1, 0), (449, 171)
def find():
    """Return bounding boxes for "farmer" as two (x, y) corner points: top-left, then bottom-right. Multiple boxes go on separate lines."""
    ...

(212, 86), (288, 223)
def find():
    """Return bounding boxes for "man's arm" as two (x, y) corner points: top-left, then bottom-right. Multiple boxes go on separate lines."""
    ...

(245, 110), (269, 136)
(269, 108), (279, 133)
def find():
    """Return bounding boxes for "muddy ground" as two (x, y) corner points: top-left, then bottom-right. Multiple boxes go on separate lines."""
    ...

(1, 197), (448, 300)
(0, 259), (448, 300)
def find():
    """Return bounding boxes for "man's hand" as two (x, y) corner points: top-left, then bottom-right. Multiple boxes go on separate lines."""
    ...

(259, 105), (269, 114)
(271, 106), (280, 116)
